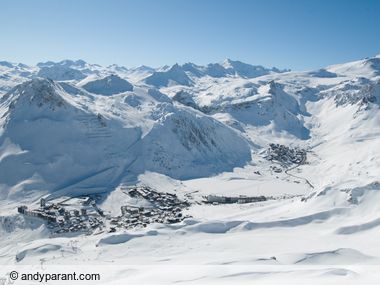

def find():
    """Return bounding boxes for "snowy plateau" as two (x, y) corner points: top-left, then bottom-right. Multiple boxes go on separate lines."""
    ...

(1, 56), (380, 284)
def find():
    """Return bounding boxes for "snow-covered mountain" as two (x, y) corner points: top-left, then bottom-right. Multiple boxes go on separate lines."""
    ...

(221, 58), (289, 78)
(2, 55), (380, 283)
(145, 63), (193, 87)
(79, 74), (134, 95)
(0, 58), (288, 90)
(0, 61), (35, 94)
(0, 77), (250, 200)
(144, 59), (288, 87)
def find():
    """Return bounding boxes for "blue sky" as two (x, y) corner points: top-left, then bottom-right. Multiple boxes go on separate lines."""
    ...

(1, 0), (380, 70)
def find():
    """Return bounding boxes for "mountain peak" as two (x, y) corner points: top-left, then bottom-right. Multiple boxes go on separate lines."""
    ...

(3, 78), (68, 112)
(0, 61), (14, 68)
(167, 63), (183, 72)
(144, 64), (193, 87)
(221, 58), (237, 68)
(131, 65), (155, 72)
(81, 74), (133, 95)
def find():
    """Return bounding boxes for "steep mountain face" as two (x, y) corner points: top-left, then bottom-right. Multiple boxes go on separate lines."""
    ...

(144, 64), (193, 87)
(138, 108), (250, 179)
(80, 74), (133, 95)
(0, 78), (251, 199)
(0, 78), (137, 199)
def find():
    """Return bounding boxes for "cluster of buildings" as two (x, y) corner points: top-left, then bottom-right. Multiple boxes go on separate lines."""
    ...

(126, 186), (190, 210)
(17, 186), (192, 234)
(266, 143), (306, 167)
(110, 205), (186, 230)
(108, 186), (191, 230)
(16, 186), (274, 235)
(204, 195), (267, 205)
(17, 197), (104, 235)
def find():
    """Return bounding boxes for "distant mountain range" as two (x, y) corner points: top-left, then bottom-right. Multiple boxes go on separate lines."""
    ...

(0, 58), (289, 91)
